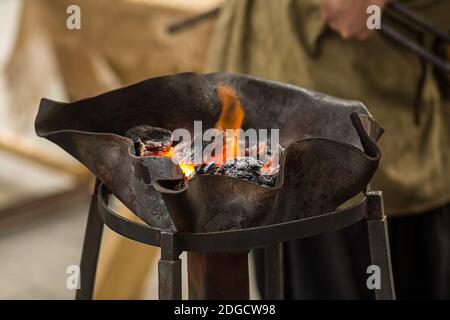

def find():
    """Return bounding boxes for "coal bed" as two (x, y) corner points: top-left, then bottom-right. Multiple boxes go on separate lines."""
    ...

(125, 125), (278, 187)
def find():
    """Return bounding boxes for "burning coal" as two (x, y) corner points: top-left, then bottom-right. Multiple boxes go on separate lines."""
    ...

(125, 84), (281, 187)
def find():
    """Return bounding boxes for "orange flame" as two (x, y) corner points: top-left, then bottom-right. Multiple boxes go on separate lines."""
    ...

(149, 84), (247, 178)
(145, 144), (196, 177)
(178, 163), (195, 177)
(215, 85), (245, 130)
(213, 84), (245, 165)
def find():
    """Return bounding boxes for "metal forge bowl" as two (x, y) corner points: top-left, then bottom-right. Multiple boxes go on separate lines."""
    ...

(35, 72), (394, 300)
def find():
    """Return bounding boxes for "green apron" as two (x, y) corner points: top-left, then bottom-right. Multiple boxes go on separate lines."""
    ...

(207, 0), (450, 216)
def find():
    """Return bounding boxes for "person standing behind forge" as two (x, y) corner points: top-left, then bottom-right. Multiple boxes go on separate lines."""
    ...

(208, 0), (450, 299)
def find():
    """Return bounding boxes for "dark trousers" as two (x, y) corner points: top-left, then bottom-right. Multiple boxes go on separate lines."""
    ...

(255, 203), (450, 299)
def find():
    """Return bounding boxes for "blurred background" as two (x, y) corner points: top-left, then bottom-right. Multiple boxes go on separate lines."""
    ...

(0, 0), (248, 299)
(2, 0), (449, 301)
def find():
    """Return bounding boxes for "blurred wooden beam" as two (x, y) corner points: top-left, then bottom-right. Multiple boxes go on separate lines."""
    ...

(128, 0), (222, 12)
(0, 131), (87, 179)
(0, 180), (91, 222)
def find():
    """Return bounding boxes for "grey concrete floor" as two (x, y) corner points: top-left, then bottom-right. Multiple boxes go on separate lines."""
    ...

(0, 199), (260, 299)
(0, 200), (88, 299)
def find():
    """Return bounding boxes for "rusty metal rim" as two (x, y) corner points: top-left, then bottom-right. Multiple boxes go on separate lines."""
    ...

(153, 135), (380, 196)
(39, 132), (378, 180)
(97, 183), (367, 253)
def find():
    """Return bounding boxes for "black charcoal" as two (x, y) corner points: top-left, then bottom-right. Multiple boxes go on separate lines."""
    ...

(195, 162), (218, 175)
(125, 125), (172, 156)
(195, 157), (277, 187)
(257, 175), (277, 187)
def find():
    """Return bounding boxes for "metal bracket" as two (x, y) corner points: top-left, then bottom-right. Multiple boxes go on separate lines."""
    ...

(159, 231), (182, 300)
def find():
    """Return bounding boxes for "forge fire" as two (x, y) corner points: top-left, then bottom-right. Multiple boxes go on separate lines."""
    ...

(125, 85), (281, 187)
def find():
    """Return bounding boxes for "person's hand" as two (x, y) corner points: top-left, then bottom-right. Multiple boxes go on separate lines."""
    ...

(320, 0), (389, 40)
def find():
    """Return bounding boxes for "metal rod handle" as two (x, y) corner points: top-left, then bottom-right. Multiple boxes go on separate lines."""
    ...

(388, 2), (450, 43)
(380, 25), (450, 73)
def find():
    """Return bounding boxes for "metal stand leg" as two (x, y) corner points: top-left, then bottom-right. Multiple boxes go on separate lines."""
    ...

(75, 179), (104, 300)
(366, 191), (396, 300)
(159, 232), (182, 300)
(187, 251), (249, 300)
(264, 242), (284, 300)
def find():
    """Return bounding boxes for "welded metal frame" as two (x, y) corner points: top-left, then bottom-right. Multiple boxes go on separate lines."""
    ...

(75, 180), (395, 300)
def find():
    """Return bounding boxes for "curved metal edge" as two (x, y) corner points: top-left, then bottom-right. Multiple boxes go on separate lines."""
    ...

(97, 183), (368, 252)
(153, 134), (379, 196)
(97, 184), (162, 246)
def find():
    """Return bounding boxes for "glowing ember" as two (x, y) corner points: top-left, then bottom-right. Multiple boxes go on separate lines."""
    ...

(179, 163), (195, 177)
(126, 84), (280, 186)
(170, 84), (246, 176)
